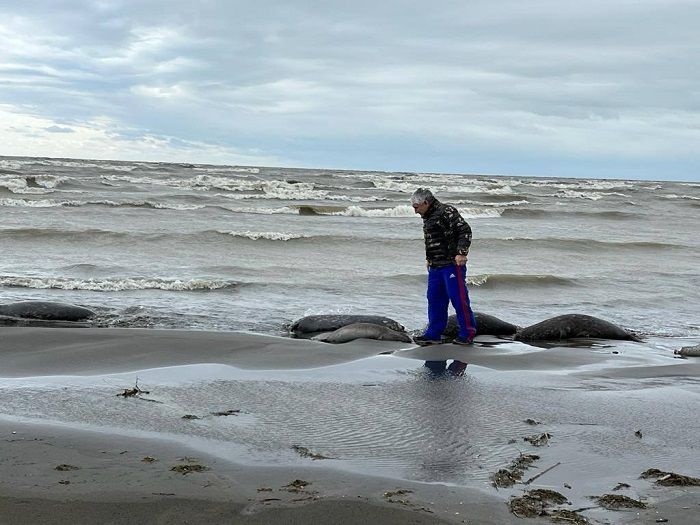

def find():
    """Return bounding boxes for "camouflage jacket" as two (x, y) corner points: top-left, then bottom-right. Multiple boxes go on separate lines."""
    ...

(421, 199), (472, 267)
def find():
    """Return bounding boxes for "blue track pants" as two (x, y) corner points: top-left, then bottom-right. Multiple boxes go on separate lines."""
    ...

(423, 264), (477, 341)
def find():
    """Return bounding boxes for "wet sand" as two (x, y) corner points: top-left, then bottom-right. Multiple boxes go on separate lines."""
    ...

(1, 327), (699, 524)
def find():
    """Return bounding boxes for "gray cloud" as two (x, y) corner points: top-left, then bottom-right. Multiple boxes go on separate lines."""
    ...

(45, 125), (75, 133)
(0, 0), (698, 179)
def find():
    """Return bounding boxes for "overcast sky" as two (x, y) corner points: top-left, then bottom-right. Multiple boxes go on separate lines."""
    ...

(1, 1), (699, 180)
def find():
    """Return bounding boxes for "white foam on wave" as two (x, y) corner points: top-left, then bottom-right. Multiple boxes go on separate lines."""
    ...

(219, 230), (309, 241)
(0, 174), (69, 194)
(524, 179), (632, 191)
(0, 197), (204, 210)
(101, 174), (329, 201)
(225, 203), (503, 219)
(217, 190), (388, 203)
(663, 194), (700, 201)
(454, 199), (528, 207)
(337, 205), (416, 217)
(0, 275), (238, 292)
(202, 166), (260, 174)
(554, 190), (626, 201)
(370, 178), (514, 196)
(0, 198), (71, 207)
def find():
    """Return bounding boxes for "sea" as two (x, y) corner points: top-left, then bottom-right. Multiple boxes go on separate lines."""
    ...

(1, 155), (699, 340)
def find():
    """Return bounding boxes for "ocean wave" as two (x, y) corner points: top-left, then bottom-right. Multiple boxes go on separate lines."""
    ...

(468, 273), (576, 288)
(388, 272), (576, 289)
(370, 179), (514, 195)
(501, 208), (638, 220)
(553, 190), (627, 200)
(453, 199), (528, 207)
(100, 174), (314, 198)
(0, 197), (204, 210)
(663, 194), (700, 201)
(520, 179), (634, 191)
(0, 227), (129, 240)
(483, 237), (689, 251)
(225, 204), (504, 219)
(0, 275), (240, 292)
(0, 174), (70, 194)
(193, 166), (260, 174)
(217, 230), (310, 241)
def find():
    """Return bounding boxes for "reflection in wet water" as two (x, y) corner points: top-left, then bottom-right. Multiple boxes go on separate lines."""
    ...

(0, 351), (698, 491)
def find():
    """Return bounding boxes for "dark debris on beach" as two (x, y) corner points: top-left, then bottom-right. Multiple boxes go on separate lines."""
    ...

(291, 445), (333, 460)
(524, 432), (551, 447)
(54, 464), (79, 471)
(641, 468), (700, 486)
(170, 464), (208, 475)
(284, 479), (311, 492)
(509, 489), (590, 524)
(211, 409), (241, 416)
(491, 453), (540, 488)
(593, 494), (646, 510)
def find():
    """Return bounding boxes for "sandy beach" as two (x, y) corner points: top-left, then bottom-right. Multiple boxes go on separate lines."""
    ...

(1, 327), (698, 524)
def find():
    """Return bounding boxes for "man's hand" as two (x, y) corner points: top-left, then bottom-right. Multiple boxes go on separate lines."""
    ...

(455, 254), (468, 266)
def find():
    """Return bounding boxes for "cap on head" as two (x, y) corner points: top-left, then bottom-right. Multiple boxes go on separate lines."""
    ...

(411, 187), (434, 205)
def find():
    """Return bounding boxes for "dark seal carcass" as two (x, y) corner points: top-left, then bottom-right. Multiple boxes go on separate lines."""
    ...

(0, 301), (95, 321)
(0, 301), (95, 327)
(514, 314), (641, 342)
(312, 323), (412, 344)
(435, 312), (520, 339)
(291, 314), (405, 338)
(675, 344), (700, 357)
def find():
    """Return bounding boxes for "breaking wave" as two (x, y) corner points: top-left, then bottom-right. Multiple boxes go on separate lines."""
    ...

(663, 194), (700, 201)
(282, 204), (503, 218)
(481, 237), (689, 251)
(0, 198), (204, 210)
(553, 190), (627, 200)
(501, 208), (639, 220)
(468, 273), (576, 288)
(0, 276), (240, 292)
(217, 230), (310, 241)
(0, 174), (70, 194)
(388, 273), (577, 289)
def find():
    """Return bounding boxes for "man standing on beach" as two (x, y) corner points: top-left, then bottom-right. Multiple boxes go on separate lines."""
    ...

(411, 188), (476, 346)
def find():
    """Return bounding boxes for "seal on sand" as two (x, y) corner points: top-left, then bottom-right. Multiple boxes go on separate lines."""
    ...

(312, 323), (412, 344)
(0, 301), (95, 321)
(675, 344), (700, 357)
(440, 312), (519, 339)
(291, 315), (405, 338)
(514, 314), (641, 342)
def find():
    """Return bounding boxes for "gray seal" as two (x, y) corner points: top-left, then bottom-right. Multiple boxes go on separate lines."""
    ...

(439, 312), (519, 339)
(514, 314), (641, 342)
(312, 323), (412, 344)
(0, 301), (95, 321)
(675, 344), (700, 357)
(291, 314), (405, 338)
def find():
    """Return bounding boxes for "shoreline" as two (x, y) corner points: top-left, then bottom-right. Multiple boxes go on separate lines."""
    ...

(0, 418), (525, 525)
(1, 327), (698, 524)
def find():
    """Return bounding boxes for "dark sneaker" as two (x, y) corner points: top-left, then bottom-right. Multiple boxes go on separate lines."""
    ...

(414, 335), (443, 346)
(452, 336), (474, 346)
(447, 361), (468, 376)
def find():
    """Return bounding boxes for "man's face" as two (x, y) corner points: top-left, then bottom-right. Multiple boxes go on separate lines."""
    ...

(412, 200), (430, 217)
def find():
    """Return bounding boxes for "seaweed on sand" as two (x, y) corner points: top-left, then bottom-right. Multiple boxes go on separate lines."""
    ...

(641, 469), (700, 486)
(284, 479), (311, 492)
(170, 464), (208, 475)
(549, 509), (589, 524)
(291, 445), (333, 460)
(524, 432), (551, 447)
(593, 494), (646, 510)
(491, 453), (541, 488)
(55, 464), (79, 471)
(508, 489), (589, 523)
